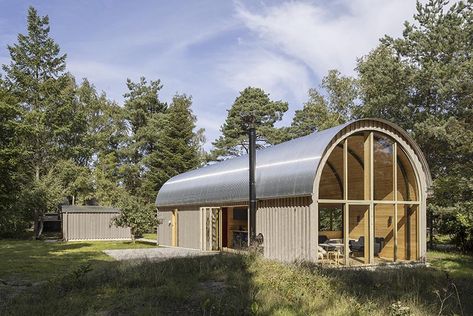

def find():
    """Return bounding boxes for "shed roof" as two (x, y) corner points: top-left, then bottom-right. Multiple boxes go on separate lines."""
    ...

(156, 118), (431, 207)
(61, 205), (120, 213)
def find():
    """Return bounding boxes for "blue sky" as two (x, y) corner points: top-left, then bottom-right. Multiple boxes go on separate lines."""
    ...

(0, 0), (419, 149)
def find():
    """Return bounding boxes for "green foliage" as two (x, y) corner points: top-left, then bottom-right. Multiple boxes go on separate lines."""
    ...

(52, 160), (94, 205)
(0, 7), (206, 237)
(123, 77), (166, 135)
(140, 94), (202, 202)
(121, 77), (167, 198)
(356, 0), (473, 250)
(20, 169), (66, 217)
(2, 6), (71, 175)
(1, 6), (81, 237)
(0, 84), (29, 236)
(289, 69), (359, 140)
(113, 194), (159, 241)
(212, 87), (288, 158)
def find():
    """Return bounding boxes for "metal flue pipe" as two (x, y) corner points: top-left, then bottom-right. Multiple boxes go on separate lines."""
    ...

(248, 126), (257, 244)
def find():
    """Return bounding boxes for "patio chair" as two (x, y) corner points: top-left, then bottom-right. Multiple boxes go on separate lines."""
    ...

(317, 245), (328, 264)
(318, 235), (328, 244)
(374, 237), (385, 256)
(350, 236), (365, 253)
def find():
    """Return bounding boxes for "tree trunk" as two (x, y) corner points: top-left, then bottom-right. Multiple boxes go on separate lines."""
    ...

(33, 165), (41, 240)
(33, 209), (40, 240)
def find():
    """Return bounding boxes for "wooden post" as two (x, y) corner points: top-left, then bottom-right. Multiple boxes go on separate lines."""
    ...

(199, 208), (203, 250)
(393, 142), (398, 262)
(367, 132), (375, 264)
(343, 139), (349, 265)
(219, 208), (223, 250)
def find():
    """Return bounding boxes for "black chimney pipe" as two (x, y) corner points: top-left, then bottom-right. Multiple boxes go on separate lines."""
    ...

(248, 126), (257, 244)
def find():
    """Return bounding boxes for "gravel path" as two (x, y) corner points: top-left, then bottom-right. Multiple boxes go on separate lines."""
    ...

(104, 247), (213, 261)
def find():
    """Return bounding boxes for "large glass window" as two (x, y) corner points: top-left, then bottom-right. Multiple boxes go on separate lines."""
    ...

(347, 134), (365, 200)
(374, 133), (394, 201)
(397, 149), (418, 201)
(319, 205), (343, 232)
(318, 203), (344, 266)
(348, 205), (369, 264)
(397, 204), (418, 261)
(317, 130), (421, 265)
(319, 146), (343, 200)
(374, 204), (395, 262)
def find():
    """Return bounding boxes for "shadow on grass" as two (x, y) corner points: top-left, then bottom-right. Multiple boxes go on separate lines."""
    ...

(3, 251), (472, 315)
(305, 263), (473, 315)
(2, 253), (255, 315)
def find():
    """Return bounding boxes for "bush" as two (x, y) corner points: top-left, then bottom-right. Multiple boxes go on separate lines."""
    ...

(112, 194), (159, 241)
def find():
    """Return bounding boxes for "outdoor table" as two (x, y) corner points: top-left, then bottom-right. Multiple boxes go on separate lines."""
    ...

(319, 243), (344, 265)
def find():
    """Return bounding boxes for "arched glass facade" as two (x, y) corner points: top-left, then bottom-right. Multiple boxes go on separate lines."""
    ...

(318, 131), (420, 265)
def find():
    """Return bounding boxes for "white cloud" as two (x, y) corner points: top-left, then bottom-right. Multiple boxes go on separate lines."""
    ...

(218, 48), (311, 104)
(235, 0), (417, 76)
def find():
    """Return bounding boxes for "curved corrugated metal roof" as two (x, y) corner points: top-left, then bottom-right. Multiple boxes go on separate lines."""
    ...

(156, 118), (431, 207)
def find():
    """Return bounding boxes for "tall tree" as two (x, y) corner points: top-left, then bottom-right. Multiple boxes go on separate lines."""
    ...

(0, 82), (29, 236)
(357, 0), (473, 250)
(289, 70), (359, 139)
(75, 80), (128, 206)
(141, 94), (202, 202)
(212, 87), (288, 158)
(2, 6), (75, 238)
(122, 77), (167, 196)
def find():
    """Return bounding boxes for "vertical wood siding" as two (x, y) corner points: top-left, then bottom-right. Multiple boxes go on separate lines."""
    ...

(257, 196), (312, 262)
(157, 210), (172, 246)
(178, 208), (200, 249)
(63, 212), (131, 241)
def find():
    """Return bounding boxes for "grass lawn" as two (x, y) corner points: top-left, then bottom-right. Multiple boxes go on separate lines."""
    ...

(1, 239), (472, 315)
(141, 232), (157, 240)
(428, 250), (473, 278)
(0, 239), (155, 282)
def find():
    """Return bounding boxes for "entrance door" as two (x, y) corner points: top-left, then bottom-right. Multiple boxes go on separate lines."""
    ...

(200, 207), (221, 251)
(171, 209), (178, 247)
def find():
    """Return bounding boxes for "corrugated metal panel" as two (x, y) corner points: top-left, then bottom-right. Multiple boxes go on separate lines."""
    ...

(256, 197), (312, 262)
(62, 205), (119, 213)
(156, 124), (346, 207)
(177, 208), (200, 249)
(157, 210), (172, 246)
(156, 118), (432, 208)
(63, 211), (131, 241)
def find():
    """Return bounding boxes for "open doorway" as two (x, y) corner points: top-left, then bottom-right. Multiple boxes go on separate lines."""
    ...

(221, 206), (248, 250)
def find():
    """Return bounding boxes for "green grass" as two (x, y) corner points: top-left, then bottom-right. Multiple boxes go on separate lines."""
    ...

(141, 232), (157, 240)
(1, 239), (472, 315)
(428, 250), (473, 278)
(0, 239), (155, 281)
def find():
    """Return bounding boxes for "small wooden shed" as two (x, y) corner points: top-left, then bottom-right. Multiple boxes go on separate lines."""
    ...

(62, 205), (131, 241)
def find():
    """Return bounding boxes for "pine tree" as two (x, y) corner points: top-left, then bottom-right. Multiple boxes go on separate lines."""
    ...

(211, 87), (288, 158)
(122, 77), (167, 196)
(357, 0), (473, 250)
(2, 6), (75, 238)
(141, 94), (202, 202)
(289, 70), (359, 139)
(0, 82), (29, 236)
